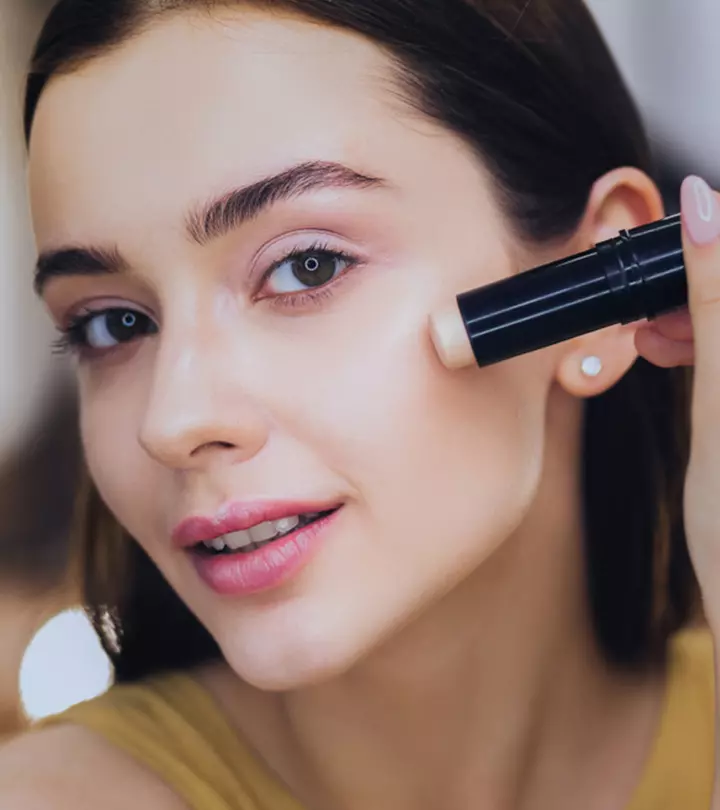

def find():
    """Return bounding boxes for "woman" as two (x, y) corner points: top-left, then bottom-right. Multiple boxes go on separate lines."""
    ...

(2, 0), (720, 807)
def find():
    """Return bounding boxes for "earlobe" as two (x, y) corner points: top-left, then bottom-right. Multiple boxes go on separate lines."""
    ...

(553, 168), (660, 398)
(556, 324), (639, 399)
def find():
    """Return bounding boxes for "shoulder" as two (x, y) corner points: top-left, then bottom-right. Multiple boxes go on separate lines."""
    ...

(669, 626), (714, 696)
(0, 724), (189, 810)
(651, 627), (715, 804)
(665, 627), (715, 736)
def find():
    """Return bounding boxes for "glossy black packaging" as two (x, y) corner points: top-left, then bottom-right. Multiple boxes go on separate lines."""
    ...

(457, 214), (686, 368)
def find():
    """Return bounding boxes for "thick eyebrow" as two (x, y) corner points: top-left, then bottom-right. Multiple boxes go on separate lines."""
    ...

(34, 160), (388, 296)
(185, 160), (388, 245)
(34, 246), (128, 296)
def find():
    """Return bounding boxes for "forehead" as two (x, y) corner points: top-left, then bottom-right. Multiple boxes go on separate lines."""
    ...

(27, 10), (411, 246)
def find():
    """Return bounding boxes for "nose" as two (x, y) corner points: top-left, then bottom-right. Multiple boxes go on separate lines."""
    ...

(138, 333), (269, 471)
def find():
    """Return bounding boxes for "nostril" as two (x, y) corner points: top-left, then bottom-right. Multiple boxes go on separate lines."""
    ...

(191, 440), (236, 456)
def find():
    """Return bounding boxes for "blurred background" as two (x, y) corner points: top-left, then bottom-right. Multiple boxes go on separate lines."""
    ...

(0, 0), (718, 740)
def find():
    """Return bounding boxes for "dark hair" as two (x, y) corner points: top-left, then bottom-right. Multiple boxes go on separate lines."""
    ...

(0, 387), (81, 593)
(26, 0), (696, 682)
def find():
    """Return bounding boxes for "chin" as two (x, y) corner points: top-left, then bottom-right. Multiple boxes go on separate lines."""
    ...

(215, 609), (377, 692)
(222, 638), (365, 692)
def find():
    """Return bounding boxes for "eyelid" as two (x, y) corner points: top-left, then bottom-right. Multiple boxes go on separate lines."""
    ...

(260, 262), (359, 313)
(248, 229), (364, 284)
(61, 297), (157, 330)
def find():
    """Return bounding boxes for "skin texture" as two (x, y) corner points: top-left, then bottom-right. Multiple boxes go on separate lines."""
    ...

(11, 9), (720, 810)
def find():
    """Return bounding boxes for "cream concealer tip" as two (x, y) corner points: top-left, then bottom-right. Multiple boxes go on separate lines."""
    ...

(429, 305), (475, 370)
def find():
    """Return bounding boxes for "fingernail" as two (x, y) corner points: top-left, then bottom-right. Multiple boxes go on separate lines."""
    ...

(681, 175), (720, 245)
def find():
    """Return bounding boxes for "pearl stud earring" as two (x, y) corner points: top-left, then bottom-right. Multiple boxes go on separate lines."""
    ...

(581, 356), (603, 378)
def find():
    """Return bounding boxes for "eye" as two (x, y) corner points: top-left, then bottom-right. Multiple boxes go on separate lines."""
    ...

(56, 307), (158, 354)
(263, 247), (356, 296)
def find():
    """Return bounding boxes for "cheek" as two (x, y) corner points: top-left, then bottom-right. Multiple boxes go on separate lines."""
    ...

(280, 302), (549, 564)
(214, 326), (553, 686)
(78, 364), (160, 538)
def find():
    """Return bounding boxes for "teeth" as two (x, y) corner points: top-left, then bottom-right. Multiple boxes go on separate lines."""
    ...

(223, 530), (254, 550)
(201, 512), (326, 554)
(202, 537), (228, 551)
(249, 521), (279, 543)
(274, 515), (301, 534)
(247, 515), (302, 544)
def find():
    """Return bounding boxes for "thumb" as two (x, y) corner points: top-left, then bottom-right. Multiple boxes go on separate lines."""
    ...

(681, 176), (720, 443)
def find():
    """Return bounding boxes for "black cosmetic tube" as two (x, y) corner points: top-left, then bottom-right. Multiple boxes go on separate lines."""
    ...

(457, 214), (686, 368)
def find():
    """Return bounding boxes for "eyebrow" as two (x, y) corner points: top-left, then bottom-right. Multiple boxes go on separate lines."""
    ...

(34, 160), (388, 295)
(34, 246), (129, 296)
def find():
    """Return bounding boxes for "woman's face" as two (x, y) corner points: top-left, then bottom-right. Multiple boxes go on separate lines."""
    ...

(29, 10), (565, 688)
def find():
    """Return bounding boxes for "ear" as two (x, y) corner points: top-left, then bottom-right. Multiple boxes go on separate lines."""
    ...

(555, 167), (665, 398)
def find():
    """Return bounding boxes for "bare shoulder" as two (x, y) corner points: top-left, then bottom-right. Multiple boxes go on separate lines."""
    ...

(0, 724), (189, 810)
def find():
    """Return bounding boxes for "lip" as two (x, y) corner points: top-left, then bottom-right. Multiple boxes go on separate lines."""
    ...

(191, 507), (342, 597)
(173, 499), (344, 548)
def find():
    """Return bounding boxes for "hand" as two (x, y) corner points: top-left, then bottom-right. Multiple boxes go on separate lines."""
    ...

(635, 176), (720, 807)
(635, 177), (720, 606)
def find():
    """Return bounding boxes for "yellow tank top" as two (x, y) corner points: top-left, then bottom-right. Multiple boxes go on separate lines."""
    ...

(33, 629), (715, 810)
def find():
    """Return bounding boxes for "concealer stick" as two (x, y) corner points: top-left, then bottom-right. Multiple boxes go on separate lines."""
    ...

(429, 214), (687, 370)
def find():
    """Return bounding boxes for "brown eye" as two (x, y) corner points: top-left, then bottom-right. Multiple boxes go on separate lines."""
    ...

(266, 248), (355, 295)
(73, 308), (157, 349)
(290, 252), (339, 287)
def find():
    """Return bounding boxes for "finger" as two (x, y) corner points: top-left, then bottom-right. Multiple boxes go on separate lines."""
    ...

(646, 307), (694, 342)
(635, 326), (694, 367)
(680, 176), (720, 437)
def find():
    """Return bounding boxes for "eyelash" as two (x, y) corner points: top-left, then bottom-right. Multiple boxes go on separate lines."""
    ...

(52, 240), (362, 358)
(258, 239), (361, 308)
(51, 307), (157, 357)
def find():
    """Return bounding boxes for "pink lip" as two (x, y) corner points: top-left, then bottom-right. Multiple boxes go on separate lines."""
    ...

(189, 506), (343, 597)
(173, 499), (343, 548)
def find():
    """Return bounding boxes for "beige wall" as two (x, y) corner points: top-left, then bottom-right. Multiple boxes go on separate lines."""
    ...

(586, 0), (720, 183)
(0, 0), (64, 739)
(0, 0), (59, 460)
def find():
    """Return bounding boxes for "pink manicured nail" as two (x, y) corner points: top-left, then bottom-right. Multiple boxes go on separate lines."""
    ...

(681, 175), (720, 245)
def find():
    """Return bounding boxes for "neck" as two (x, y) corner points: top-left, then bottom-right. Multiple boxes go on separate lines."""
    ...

(201, 394), (664, 810)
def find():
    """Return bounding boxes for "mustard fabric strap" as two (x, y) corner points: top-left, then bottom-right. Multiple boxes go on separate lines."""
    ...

(34, 672), (305, 810)
(31, 628), (715, 810)
(626, 628), (715, 810)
